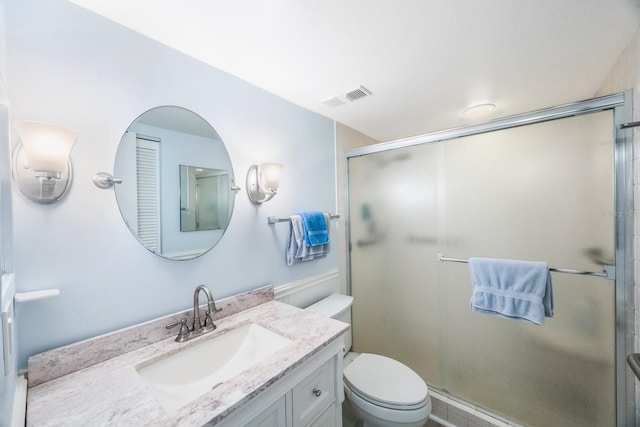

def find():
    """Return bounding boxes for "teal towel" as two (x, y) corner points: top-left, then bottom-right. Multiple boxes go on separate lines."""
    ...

(468, 257), (553, 325)
(297, 211), (329, 246)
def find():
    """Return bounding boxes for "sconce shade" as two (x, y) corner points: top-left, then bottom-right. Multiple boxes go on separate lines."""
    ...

(259, 162), (283, 191)
(247, 162), (283, 204)
(12, 120), (78, 204)
(13, 120), (78, 176)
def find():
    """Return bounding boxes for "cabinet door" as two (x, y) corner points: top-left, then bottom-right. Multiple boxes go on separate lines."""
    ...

(308, 403), (336, 427)
(245, 394), (288, 427)
(293, 359), (336, 426)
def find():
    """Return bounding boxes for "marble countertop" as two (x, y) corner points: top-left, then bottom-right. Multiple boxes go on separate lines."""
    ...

(26, 299), (348, 426)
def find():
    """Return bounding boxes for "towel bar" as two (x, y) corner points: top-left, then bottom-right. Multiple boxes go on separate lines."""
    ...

(620, 121), (640, 129)
(268, 213), (340, 225)
(437, 252), (615, 280)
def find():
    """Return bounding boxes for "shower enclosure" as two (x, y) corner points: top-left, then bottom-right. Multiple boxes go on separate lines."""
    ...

(347, 94), (631, 426)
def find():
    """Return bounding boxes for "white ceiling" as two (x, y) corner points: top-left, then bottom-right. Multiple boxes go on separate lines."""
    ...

(69, 0), (640, 142)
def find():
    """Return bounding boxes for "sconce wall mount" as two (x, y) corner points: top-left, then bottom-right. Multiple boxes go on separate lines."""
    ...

(246, 163), (283, 204)
(93, 172), (123, 189)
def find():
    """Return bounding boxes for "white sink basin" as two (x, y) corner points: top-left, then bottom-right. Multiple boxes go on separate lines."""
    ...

(136, 322), (292, 413)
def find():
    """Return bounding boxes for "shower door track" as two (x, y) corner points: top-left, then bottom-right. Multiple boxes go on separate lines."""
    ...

(345, 92), (633, 426)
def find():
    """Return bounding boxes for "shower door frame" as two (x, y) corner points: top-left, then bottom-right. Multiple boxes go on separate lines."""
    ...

(345, 92), (633, 426)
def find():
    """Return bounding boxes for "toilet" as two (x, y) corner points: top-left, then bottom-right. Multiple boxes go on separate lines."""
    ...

(305, 294), (432, 427)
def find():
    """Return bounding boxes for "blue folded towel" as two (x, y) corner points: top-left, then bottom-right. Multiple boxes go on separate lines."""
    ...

(468, 257), (553, 325)
(297, 211), (329, 246)
(286, 214), (330, 265)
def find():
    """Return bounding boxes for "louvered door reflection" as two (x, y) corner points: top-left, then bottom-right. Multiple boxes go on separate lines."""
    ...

(135, 137), (161, 253)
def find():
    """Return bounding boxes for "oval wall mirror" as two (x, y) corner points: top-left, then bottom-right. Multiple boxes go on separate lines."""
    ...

(113, 106), (236, 260)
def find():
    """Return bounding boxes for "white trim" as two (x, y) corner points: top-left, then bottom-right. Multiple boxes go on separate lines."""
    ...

(1, 274), (14, 375)
(428, 414), (455, 427)
(274, 269), (339, 299)
(1, 273), (14, 313)
(12, 374), (26, 427)
(162, 249), (209, 260)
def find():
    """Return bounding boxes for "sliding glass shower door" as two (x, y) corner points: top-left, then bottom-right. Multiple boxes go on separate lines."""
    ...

(348, 109), (617, 426)
(349, 143), (443, 385)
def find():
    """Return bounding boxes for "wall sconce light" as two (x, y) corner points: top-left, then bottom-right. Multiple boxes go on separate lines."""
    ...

(246, 163), (283, 204)
(12, 120), (78, 204)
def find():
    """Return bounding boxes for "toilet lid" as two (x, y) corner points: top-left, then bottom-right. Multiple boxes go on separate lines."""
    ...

(343, 353), (428, 408)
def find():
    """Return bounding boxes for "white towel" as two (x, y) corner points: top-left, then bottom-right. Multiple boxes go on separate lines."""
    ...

(287, 214), (330, 265)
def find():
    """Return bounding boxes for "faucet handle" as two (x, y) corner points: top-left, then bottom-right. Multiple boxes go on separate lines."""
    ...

(203, 311), (218, 329)
(166, 318), (190, 342)
(166, 318), (188, 329)
(203, 301), (222, 327)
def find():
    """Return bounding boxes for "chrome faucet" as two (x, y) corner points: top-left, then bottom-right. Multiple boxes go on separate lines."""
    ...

(166, 285), (223, 342)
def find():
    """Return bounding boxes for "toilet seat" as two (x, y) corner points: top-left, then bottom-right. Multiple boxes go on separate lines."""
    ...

(343, 353), (429, 410)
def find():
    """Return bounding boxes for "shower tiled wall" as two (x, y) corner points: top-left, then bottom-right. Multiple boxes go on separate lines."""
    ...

(428, 390), (521, 427)
(597, 27), (640, 423)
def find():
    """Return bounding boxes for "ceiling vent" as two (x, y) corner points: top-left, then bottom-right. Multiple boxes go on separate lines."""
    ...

(321, 85), (372, 108)
(345, 85), (372, 101)
(321, 97), (346, 108)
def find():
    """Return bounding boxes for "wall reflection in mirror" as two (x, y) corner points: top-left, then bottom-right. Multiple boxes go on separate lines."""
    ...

(179, 165), (229, 232)
(114, 106), (236, 260)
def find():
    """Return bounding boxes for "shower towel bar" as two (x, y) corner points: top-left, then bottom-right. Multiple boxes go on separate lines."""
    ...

(437, 252), (615, 280)
(620, 121), (640, 129)
(268, 213), (340, 225)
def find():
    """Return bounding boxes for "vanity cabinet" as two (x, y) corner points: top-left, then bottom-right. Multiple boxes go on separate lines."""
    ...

(220, 339), (343, 427)
(309, 404), (336, 427)
(293, 358), (335, 426)
(245, 395), (288, 427)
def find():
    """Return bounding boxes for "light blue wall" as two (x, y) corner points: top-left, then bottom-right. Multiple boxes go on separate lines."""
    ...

(5, 0), (337, 369)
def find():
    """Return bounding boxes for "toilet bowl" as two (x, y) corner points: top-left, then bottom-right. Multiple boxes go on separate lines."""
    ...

(305, 294), (431, 427)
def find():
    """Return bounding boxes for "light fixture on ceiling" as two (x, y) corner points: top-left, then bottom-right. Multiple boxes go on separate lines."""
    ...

(246, 162), (283, 204)
(12, 120), (78, 204)
(463, 103), (496, 121)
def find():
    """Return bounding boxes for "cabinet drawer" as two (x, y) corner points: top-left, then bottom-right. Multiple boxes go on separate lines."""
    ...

(293, 358), (336, 426)
(244, 394), (288, 427)
(309, 403), (336, 427)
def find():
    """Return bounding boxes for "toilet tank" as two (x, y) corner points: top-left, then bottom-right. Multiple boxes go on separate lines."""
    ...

(305, 294), (353, 353)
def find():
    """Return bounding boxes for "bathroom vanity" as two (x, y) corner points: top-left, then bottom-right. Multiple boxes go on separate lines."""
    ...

(25, 287), (348, 426)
